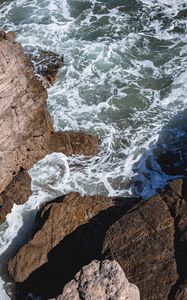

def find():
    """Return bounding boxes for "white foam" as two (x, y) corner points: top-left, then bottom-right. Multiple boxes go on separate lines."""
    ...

(0, 0), (187, 298)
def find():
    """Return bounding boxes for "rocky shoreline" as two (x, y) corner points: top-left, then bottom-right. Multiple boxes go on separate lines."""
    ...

(0, 31), (98, 223)
(0, 31), (187, 300)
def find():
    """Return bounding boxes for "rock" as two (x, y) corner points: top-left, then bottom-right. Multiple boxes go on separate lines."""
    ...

(0, 170), (32, 223)
(26, 48), (64, 86)
(0, 30), (49, 193)
(0, 31), (98, 223)
(102, 179), (187, 300)
(174, 281), (187, 300)
(154, 110), (187, 176)
(8, 193), (115, 283)
(48, 131), (98, 156)
(57, 260), (140, 300)
(11, 196), (138, 299)
(8, 179), (187, 300)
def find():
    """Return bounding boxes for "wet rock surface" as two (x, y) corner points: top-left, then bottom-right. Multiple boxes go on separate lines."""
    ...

(48, 131), (98, 156)
(0, 31), (98, 223)
(56, 260), (140, 300)
(154, 110), (187, 176)
(26, 48), (63, 86)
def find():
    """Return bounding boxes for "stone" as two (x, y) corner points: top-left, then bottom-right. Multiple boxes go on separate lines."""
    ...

(48, 131), (98, 156)
(0, 170), (32, 223)
(154, 109), (187, 176)
(57, 260), (140, 300)
(102, 179), (187, 300)
(26, 48), (64, 86)
(8, 193), (114, 283)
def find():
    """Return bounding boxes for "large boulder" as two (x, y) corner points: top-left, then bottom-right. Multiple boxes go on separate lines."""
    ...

(0, 31), (98, 223)
(8, 193), (115, 283)
(102, 179), (187, 299)
(57, 260), (140, 300)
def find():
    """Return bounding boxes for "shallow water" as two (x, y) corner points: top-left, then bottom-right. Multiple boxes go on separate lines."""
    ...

(0, 0), (187, 298)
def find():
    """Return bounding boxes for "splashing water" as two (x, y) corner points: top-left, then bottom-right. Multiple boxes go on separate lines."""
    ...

(0, 0), (187, 298)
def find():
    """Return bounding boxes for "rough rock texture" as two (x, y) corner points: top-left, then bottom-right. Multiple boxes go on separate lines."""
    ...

(0, 30), (50, 192)
(11, 196), (138, 299)
(102, 179), (187, 300)
(26, 48), (63, 86)
(57, 260), (140, 300)
(0, 31), (98, 222)
(8, 193), (115, 283)
(7, 179), (187, 300)
(0, 170), (32, 223)
(48, 131), (98, 156)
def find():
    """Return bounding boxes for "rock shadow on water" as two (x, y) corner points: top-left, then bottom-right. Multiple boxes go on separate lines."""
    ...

(132, 109), (187, 199)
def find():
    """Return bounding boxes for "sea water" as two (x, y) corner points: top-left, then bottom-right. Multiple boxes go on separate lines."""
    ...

(0, 0), (187, 298)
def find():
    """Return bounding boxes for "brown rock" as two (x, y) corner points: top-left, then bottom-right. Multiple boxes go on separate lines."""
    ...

(57, 260), (140, 300)
(0, 170), (32, 223)
(8, 193), (114, 283)
(48, 131), (98, 156)
(0, 31), (98, 223)
(102, 179), (187, 300)
(0, 30), (50, 193)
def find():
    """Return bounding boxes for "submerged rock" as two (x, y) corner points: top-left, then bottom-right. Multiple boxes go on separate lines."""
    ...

(0, 31), (98, 223)
(154, 110), (187, 176)
(26, 48), (64, 87)
(57, 260), (140, 300)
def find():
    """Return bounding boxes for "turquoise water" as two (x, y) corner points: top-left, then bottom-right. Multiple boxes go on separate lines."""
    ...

(0, 0), (187, 298)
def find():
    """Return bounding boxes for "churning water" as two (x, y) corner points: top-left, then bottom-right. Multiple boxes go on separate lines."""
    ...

(0, 0), (187, 298)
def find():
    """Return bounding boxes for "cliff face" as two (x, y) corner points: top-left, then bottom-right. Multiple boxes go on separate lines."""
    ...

(0, 31), (52, 193)
(0, 31), (98, 223)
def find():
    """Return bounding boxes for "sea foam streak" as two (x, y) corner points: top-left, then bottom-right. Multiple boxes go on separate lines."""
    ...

(0, 0), (187, 298)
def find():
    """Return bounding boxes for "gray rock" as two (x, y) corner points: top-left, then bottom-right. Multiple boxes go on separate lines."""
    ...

(57, 260), (140, 300)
